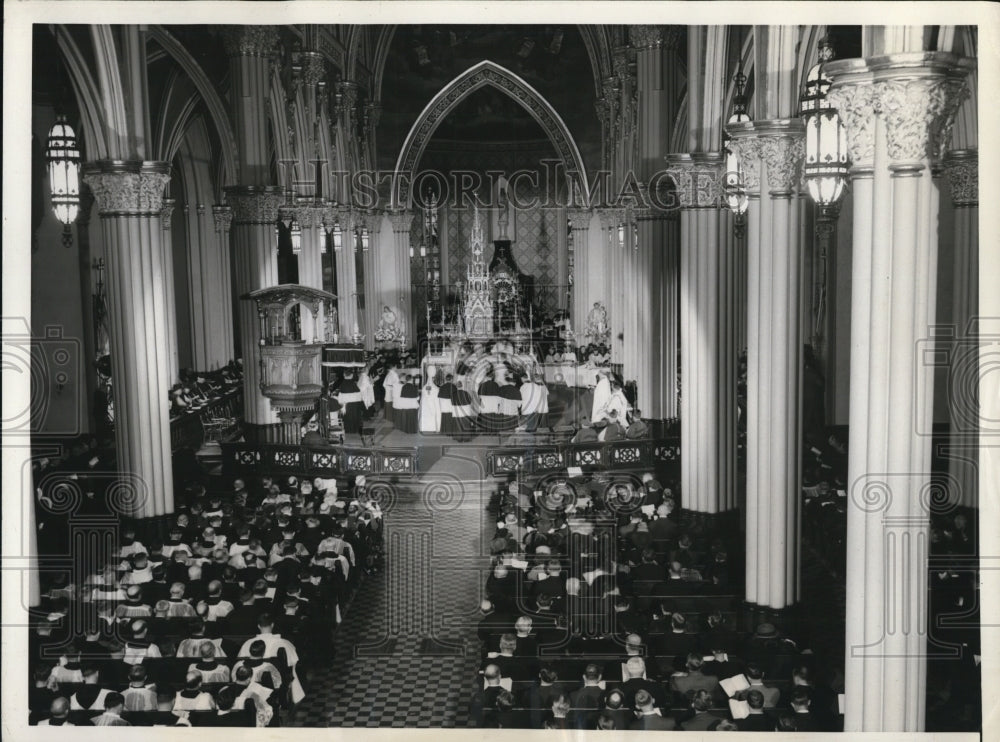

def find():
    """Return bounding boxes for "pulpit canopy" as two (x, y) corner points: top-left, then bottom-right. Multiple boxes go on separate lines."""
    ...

(244, 284), (338, 346)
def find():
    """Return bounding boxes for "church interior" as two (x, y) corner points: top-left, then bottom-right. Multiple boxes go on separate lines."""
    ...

(14, 20), (988, 733)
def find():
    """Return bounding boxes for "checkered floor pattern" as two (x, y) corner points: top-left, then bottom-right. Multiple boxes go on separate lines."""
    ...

(287, 452), (493, 727)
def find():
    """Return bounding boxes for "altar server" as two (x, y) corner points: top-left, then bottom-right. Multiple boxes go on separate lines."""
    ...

(451, 380), (475, 442)
(395, 375), (420, 434)
(477, 367), (502, 432)
(382, 363), (401, 425)
(437, 374), (456, 436)
(337, 372), (365, 435)
(359, 368), (375, 412)
(497, 376), (522, 432)
(520, 372), (550, 433)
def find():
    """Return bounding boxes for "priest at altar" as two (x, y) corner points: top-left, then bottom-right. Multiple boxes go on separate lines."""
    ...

(419, 380), (442, 433)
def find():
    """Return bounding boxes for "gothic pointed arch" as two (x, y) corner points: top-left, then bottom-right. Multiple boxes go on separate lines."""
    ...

(393, 60), (589, 206)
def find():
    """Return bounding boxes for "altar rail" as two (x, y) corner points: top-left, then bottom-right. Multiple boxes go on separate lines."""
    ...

(486, 437), (680, 478)
(220, 435), (679, 480)
(221, 442), (419, 477)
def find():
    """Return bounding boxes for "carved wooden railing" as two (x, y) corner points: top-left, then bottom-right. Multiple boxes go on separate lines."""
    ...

(486, 436), (680, 477)
(221, 441), (418, 477)
(220, 434), (679, 479)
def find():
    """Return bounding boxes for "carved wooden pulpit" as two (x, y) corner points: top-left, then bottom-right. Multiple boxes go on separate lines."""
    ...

(244, 284), (338, 423)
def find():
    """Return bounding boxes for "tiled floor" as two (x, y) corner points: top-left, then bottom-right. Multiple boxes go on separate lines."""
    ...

(287, 448), (493, 727)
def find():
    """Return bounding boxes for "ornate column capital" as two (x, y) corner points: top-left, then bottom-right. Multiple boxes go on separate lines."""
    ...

(300, 50), (326, 86)
(336, 81), (359, 119)
(82, 161), (171, 216)
(567, 208), (593, 229)
(629, 25), (664, 51)
(291, 201), (326, 229)
(664, 153), (726, 208)
(212, 204), (233, 233)
(388, 210), (414, 234)
(827, 82), (877, 168)
(725, 122), (763, 194)
(760, 133), (805, 195)
(596, 207), (626, 232)
(224, 185), (285, 225)
(221, 26), (280, 58)
(160, 197), (176, 231)
(942, 149), (978, 206)
(872, 75), (969, 166)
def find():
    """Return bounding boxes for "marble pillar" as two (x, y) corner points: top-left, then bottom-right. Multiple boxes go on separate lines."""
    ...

(666, 154), (738, 513)
(827, 51), (973, 732)
(157, 199), (179, 382)
(942, 149), (979, 510)
(294, 204), (326, 343)
(335, 209), (361, 339)
(211, 205), (236, 367)
(226, 186), (282, 425)
(729, 120), (806, 609)
(82, 160), (174, 518)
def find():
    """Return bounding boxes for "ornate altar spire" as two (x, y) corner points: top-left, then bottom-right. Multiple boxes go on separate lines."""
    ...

(464, 205), (493, 341)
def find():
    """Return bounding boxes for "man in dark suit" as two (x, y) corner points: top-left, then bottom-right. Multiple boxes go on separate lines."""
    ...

(788, 686), (827, 731)
(670, 653), (721, 703)
(736, 689), (775, 731)
(651, 613), (700, 671)
(620, 657), (668, 710)
(678, 689), (727, 730)
(569, 663), (606, 730)
(474, 664), (506, 728)
(628, 689), (674, 730)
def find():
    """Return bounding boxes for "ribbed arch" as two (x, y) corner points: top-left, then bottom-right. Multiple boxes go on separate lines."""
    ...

(393, 60), (588, 207)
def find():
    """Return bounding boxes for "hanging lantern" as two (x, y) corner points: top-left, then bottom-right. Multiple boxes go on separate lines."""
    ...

(361, 227), (370, 253)
(290, 219), (302, 255)
(409, 244), (415, 259)
(332, 221), (343, 252)
(800, 38), (848, 206)
(724, 68), (751, 236)
(46, 115), (81, 248)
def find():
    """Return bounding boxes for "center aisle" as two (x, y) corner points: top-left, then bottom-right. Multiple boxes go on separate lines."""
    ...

(289, 447), (495, 727)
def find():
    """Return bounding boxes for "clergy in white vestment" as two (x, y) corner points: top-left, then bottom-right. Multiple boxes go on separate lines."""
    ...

(591, 372), (612, 423)
(359, 369), (375, 410)
(382, 364), (401, 424)
(419, 380), (442, 433)
(605, 380), (631, 430)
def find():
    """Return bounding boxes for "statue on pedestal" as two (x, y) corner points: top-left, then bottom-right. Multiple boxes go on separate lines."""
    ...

(375, 304), (405, 345)
(585, 301), (610, 343)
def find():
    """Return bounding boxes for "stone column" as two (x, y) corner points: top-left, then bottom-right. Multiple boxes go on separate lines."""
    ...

(224, 26), (282, 427)
(633, 25), (682, 420)
(388, 210), (415, 343)
(666, 154), (738, 514)
(211, 205), (236, 365)
(728, 120), (806, 609)
(568, 208), (593, 336)
(226, 186), (282, 425)
(597, 208), (625, 366)
(827, 52), (973, 732)
(294, 204), (326, 343)
(184, 200), (234, 371)
(942, 149), (978, 509)
(335, 208), (360, 339)
(82, 160), (174, 518)
(157, 199), (180, 381)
